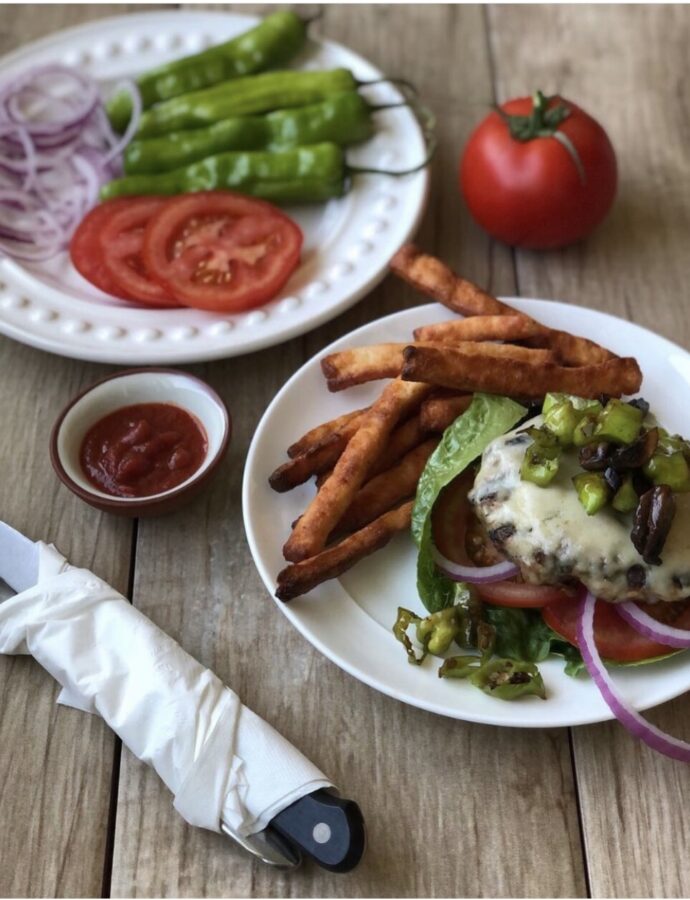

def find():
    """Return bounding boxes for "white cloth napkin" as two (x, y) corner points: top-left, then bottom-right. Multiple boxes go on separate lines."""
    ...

(0, 543), (331, 836)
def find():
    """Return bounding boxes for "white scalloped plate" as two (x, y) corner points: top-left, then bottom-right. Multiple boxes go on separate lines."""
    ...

(243, 300), (690, 728)
(0, 11), (428, 363)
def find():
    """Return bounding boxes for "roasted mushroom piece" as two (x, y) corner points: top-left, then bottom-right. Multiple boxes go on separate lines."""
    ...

(611, 427), (659, 470)
(631, 484), (675, 566)
(578, 442), (612, 471)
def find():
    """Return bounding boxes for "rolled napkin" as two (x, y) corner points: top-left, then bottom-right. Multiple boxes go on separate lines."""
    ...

(0, 542), (331, 836)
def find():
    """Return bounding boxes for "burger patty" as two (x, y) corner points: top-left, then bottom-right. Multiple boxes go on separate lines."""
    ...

(469, 421), (690, 603)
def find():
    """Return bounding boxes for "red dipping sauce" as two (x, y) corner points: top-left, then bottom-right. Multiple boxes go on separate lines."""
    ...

(80, 403), (208, 498)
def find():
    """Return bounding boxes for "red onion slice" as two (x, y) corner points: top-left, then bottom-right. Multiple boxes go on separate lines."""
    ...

(617, 601), (690, 649)
(432, 547), (520, 584)
(578, 589), (690, 763)
(0, 64), (141, 263)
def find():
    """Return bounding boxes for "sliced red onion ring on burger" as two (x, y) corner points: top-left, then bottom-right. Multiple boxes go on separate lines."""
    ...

(578, 589), (690, 763)
(432, 547), (520, 584)
(617, 601), (690, 649)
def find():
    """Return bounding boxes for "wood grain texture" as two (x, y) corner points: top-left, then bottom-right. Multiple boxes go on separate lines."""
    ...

(0, 8), (155, 897)
(489, 5), (690, 897)
(2, 4), (689, 898)
(109, 5), (583, 897)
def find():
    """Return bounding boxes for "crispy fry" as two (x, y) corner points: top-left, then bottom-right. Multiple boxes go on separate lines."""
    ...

(420, 394), (473, 432)
(287, 406), (369, 458)
(525, 329), (616, 366)
(368, 412), (426, 478)
(276, 502), (413, 601)
(392, 245), (617, 366)
(334, 438), (439, 535)
(413, 315), (545, 344)
(322, 341), (556, 391)
(282, 379), (431, 562)
(401, 344), (642, 400)
(390, 244), (512, 317)
(269, 433), (346, 493)
(315, 469), (332, 489)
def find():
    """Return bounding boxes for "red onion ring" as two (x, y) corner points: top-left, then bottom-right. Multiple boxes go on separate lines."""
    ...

(617, 601), (690, 649)
(0, 65), (140, 263)
(578, 588), (690, 763)
(432, 547), (520, 584)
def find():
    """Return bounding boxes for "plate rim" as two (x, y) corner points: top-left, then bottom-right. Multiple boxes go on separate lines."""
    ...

(0, 9), (429, 364)
(242, 298), (690, 728)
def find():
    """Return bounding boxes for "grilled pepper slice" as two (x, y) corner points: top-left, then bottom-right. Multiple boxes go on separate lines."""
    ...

(520, 428), (561, 486)
(573, 471), (611, 515)
(123, 92), (374, 175)
(594, 398), (644, 445)
(612, 474), (639, 513)
(108, 11), (307, 131)
(135, 68), (357, 137)
(644, 451), (690, 491)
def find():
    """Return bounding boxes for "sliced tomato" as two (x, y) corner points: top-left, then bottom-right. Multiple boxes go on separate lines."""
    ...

(141, 191), (303, 312)
(477, 581), (573, 608)
(99, 197), (177, 308)
(543, 596), (690, 662)
(69, 199), (136, 300)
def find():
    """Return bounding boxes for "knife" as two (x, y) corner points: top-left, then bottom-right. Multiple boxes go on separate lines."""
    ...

(0, 521), (365, 872)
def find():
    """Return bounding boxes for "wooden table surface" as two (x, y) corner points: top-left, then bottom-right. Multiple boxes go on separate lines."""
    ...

(1, 4), (689, 897)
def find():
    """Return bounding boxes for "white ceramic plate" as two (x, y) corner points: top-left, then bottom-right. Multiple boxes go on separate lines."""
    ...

(0, 11), (428, 363)
(243, 300), (690, 728)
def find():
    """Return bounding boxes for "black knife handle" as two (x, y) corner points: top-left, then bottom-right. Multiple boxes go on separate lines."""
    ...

(268, 788), (366, 873)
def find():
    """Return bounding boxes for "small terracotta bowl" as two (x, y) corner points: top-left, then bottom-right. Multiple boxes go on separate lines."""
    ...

(50, 368), (231, 517)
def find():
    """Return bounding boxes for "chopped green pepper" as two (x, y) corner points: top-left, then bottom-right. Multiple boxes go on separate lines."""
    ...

(108, 12), (308, 132)
(594, 399), (644, 445)
(612, 474), (639, 513)
(572, 471), (611, 515)
(393, 607), (426, 665)
(123, 92), (374, 175)
(135, 68), (358, 137)
(573, 411), (600, 447)
(438, 655), (484, 679)
(520, 429), (561, 486)
(658, 428), (690, 458)
(542, 393), (602, 416)
(101, 143), (348, 204)
(643, 451), (690, 491)
(543, 398), (582, 446)
(416, 606), (464, 656)
(469, 658), (547, 700)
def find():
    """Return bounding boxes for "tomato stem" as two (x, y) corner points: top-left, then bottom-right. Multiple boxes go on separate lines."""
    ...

(495, 90), (571, 141)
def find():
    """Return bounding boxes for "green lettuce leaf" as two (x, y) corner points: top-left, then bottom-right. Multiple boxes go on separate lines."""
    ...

(484, 606), (585, 673)
(412, 393), (526, 613)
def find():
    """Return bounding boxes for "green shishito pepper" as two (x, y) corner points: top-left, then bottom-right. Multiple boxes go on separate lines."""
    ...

(124, 93), (374, 175)
(107, 11), (307, 132)
(101, 143), (347, 204)
(135, 68), (358, 138)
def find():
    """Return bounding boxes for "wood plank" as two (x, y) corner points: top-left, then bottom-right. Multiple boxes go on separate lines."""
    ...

(110, 6), (585, 897)
(489, 4), (690, 897)
(0, 7), (158, 895)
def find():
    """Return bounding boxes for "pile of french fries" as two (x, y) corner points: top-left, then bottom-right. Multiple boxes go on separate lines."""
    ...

(270, 245), (642, 601)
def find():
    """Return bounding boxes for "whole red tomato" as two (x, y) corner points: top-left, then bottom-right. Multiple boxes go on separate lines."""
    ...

(460, 91), (617, 249)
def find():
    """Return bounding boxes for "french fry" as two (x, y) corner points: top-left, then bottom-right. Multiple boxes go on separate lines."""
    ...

(288, 406), (369, 458)
(269, 433), (346, 493)
(525, 329), (616, 366)
(276, 502), (413, 601)
(334, 438), (440, 535)
(413, 315), (545, 344)
(392, 245), (617, 366)
(401, 344), (642, 400)
(390, 245), (512, 317)
(420, 394), (473, 432)
(367, 412), (427, 478)
(322, 341), (556, 391)
(282, 379), (431, 562)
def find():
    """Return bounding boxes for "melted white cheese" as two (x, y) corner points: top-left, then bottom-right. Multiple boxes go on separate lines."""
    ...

(470, 419), (690, 602)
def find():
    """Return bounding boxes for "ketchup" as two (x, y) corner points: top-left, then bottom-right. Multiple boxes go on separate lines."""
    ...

(80, 403), (207, 498)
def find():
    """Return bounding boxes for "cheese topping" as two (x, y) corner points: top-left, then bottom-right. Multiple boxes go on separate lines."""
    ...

(470, 420), (690, 603)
